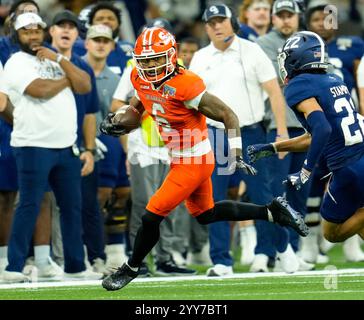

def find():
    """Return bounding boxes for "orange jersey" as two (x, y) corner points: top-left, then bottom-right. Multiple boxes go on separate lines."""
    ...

(131, 68), (210, 156)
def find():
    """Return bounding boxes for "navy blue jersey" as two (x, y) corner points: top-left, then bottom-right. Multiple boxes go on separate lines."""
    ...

(327, 36), (364, 92)
(285, 73), (364, 172)
(73, 37), (133, 76)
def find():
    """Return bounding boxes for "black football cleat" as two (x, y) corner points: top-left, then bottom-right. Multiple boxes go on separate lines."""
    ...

(102, 263), (138, 291)
(267, 197), (309, 237)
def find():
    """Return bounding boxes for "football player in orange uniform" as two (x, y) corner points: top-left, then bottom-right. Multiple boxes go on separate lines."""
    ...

(101, 27), (308, 291)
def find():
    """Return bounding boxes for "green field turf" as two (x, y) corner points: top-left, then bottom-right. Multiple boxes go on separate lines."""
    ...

(0, 243), (363, 300)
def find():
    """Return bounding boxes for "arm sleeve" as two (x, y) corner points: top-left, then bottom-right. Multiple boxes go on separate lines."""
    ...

(252, 43), (277, 83)
(304, 110), (332, 171)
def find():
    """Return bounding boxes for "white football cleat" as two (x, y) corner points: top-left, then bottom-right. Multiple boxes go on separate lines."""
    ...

(2, 270), (30, 283)
(35, 257), (63, 279)
(249, 254), (269, 273)
(206, 264), (233, 277)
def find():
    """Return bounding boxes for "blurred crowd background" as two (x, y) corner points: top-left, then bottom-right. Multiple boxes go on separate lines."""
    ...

(1, 0), (364, 44)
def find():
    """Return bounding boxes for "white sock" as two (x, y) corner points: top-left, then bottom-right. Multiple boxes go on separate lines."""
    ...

(0, 246), (8, 265)
(34, 245), (50, 267)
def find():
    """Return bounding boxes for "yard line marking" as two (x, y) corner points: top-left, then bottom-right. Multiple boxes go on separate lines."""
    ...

(0, 268), (363, 290)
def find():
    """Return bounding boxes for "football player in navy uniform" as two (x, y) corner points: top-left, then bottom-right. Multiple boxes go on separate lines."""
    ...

(248, 31), (364, 243)
(305, 3), (364, 261)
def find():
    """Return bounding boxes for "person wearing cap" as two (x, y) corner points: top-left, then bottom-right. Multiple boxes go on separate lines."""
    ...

(238, 0), (272, 42)
(82, 1), (133, 270)
(305, 2), (364, 263)
(0, 1), (68, 282)
(48, 10), (108, 278)
(252, 0), (315, 273)
(189, 3), (288, 277)
(0, 11), (93, 283)
(73, 1), (133, 77)
(83, 24), (128, 275)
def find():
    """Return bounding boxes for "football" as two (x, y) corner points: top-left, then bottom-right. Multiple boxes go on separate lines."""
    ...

(114, 105), (142, 132)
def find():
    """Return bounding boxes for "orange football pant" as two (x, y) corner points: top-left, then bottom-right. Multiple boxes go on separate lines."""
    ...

(146, 151), (215, 217)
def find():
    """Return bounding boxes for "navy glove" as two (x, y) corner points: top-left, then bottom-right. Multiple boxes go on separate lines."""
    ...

(230, 156), (257, 175)
(100, 112), (127, 137)
(283, 168), (311, 191)
(247, 143), (276, 164)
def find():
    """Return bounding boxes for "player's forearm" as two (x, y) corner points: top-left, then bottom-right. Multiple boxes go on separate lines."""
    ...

(129, 96), (145, 114)
(198, 92), (242, 157)
(303, 111), (332, 171)
(273, 133), (311, 152)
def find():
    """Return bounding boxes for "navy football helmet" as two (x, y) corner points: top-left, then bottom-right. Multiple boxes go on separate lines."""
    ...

(278, 31), (329, 83)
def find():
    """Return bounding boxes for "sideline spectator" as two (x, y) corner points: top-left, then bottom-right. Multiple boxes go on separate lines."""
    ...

(0, 12), (91, 282)
(0, 0), (60, 281)
(48, 10), (105, 278)
(238, 0), (272, 41)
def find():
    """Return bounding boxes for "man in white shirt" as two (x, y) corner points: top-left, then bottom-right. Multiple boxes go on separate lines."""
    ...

(189, 4), (288, 276)
(0, 12), (92, 282)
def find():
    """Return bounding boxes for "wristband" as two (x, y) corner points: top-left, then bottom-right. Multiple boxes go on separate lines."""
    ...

(56, 54), (64, 63)
(271, 143), (278, 153)
(56, 54), (69, 63)
(228, 137), (242, 149)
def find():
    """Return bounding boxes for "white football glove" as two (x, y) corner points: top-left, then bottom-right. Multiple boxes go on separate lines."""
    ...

(95, 137), (108, 161)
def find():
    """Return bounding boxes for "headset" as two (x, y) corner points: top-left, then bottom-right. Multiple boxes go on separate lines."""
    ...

(228, 7), (240, 34)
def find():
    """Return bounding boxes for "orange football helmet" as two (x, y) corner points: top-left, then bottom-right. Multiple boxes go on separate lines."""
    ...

(133, 27), (177, 83)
